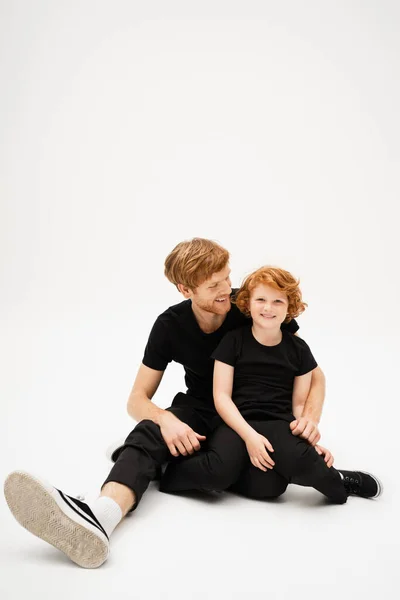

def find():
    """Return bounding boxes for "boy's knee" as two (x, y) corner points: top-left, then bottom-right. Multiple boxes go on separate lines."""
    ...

(231, 467), (289, 500)
(244, 481), (288, 500)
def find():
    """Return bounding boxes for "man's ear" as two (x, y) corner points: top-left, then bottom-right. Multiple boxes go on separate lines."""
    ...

(177, 283), (193, 299)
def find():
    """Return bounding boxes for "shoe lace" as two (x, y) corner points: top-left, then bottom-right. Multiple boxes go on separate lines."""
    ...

(343, 474), (361, 495)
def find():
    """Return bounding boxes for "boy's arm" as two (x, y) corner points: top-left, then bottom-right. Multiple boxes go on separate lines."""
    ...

(213, 360), (276, 471)
(213, 360), (255, 441)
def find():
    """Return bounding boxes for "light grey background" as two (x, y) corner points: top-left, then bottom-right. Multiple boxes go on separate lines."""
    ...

(1, 1), (398, 598)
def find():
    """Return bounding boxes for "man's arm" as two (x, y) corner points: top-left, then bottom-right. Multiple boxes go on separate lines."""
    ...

(127, 363), (166, 425)
(292, 371), (313, 420)
(290, 365), (325, 445)
(127, 363), (206, 456)
(291, 366), (334, 465)
(301, 365), (326, 423)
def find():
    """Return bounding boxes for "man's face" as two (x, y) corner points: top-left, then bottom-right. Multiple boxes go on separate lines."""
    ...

(191, 265), (232, 315)
(248, 283), (288, 329)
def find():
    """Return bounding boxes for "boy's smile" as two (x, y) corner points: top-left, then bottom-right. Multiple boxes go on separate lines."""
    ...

(249, 283), (289, 338)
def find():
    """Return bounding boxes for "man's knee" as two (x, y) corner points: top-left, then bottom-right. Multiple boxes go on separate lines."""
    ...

(126, 419), (163, 442)
(121, 419), (168, 465)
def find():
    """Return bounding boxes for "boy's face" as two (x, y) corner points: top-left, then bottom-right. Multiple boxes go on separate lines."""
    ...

(248, 283), (288, 329)
(186, 265), (232, 315)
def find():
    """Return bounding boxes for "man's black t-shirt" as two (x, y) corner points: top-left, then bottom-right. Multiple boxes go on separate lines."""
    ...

(211, 326), (317, 422)
(142, 290), (299, 408)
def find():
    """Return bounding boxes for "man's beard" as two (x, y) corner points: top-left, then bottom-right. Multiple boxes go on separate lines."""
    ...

(194, 296), (231, 315)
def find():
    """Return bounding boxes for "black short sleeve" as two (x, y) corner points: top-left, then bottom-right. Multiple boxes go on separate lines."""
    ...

(295, 337), (318, 376)
(211, 330), (239, 367)
(142, 318), (172, 371)
(283, 318), (299, 334)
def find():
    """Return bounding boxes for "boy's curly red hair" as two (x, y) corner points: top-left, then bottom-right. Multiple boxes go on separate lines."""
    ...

(234, 266), (307, 322)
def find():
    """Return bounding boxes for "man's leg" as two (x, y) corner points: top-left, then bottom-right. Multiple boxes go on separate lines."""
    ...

(4, 401), (211, 568)
(160, 423), (249, 493)
(102, 404), (212, 510)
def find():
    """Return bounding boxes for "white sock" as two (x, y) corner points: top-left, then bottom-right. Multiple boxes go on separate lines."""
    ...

(89, 497), (123, 537)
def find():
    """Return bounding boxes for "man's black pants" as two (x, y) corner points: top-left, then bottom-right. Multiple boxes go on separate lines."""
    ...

(102, 393), (290, 509)
(159, 418), (348, 504)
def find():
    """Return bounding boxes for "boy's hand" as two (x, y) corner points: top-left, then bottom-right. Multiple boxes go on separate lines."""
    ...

(290, 418), (321, 446)
(159, 412), (206, 457)
(245, 430), (275, 472)
(315, 444), (334, 468)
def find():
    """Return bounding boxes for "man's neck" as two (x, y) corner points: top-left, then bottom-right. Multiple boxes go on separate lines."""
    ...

(191, 303), (227, 334)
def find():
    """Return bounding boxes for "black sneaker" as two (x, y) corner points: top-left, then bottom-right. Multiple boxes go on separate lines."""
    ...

(339, 470), (383, 499)
(4, 471), (109, 568)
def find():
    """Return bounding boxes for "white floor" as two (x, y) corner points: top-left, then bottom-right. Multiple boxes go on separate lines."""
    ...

(1, 476), (397, 599)
(1, 318), (398, 600)
(2, 1), (400, 596)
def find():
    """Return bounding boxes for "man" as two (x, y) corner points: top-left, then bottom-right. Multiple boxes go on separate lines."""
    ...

(5, 238), (379, 569)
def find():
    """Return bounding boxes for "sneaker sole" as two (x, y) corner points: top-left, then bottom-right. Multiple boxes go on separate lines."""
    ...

(361, 470), (384, 499)
(4, 471), (109, 569)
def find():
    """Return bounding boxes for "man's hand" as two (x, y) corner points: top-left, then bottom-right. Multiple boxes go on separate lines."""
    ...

(290, 417), (321, 446)
(244, 430), (275, 472)
(315, 444), (334, 468)
(159, 412), (206, 457)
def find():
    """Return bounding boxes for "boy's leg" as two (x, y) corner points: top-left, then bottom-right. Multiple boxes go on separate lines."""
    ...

(229, 464), (289, 500)
(160, 424), (248, 493)
(254, 420), (348, 504)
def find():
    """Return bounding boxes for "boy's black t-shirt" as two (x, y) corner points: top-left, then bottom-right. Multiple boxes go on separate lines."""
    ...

(142, 290), (299, 407)
(211, 326), (317, 421)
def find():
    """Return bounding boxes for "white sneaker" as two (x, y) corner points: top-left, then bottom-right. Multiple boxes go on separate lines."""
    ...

(4, 471), (109, 568)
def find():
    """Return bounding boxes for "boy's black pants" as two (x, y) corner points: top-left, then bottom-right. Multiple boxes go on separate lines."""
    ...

(159, 418), (348, 505)
(102, 393), (291, 509)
